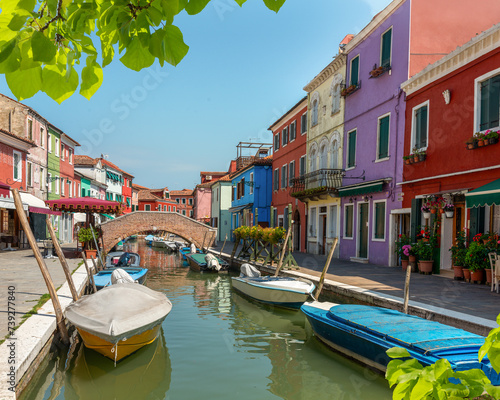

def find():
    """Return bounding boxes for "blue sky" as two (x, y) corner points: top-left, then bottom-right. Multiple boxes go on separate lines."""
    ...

(0, 0), (391, 190)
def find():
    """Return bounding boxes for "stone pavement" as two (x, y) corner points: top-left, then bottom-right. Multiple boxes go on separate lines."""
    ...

(211, 241), (500, 323)
(0, 244), (82, 340)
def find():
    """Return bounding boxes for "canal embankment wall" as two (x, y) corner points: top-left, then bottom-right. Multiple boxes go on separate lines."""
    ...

(0, 263), (88, 399)
(212, 249), (497, 337)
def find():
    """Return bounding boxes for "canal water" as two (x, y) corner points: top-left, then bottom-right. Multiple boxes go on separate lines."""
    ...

(20, 239), (392, 400)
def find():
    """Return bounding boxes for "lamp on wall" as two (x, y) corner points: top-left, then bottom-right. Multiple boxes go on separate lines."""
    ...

(442, 89), (451, 105)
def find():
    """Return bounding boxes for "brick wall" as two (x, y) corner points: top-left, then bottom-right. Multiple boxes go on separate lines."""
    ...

(101, 211), (217, 252)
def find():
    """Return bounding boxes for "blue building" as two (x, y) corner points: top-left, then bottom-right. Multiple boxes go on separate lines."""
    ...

(229, 156), (273, 236)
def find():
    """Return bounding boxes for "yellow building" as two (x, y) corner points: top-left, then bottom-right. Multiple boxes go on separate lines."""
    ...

(291, 40), (350, 256)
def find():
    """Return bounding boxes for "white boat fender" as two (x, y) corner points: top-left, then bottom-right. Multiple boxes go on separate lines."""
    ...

(190, 243), (197, 253)
(205, 253), (221, 271)
(111, 268), (135, 285)
(240, 263), (261, 278)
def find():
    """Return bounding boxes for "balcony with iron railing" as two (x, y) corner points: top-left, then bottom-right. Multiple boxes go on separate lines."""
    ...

(290, 169), (344, 200)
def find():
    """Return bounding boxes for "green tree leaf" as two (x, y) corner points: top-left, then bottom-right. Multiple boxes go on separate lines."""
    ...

(80, 56), (103, 100)
(149, 25), (189, 67)
(119, 36), (155, 71)
(5, 67), (42, 100)
(184, 0), (211, 15)
(31, 31), (57, 63)
(263, 0), (286, 12)
(387, 347), (411, 359)
(0, 39), (21, 73)
(234, 0), (247, 6)
(42, 64), (79, 103)
(409, 377), (433, 400)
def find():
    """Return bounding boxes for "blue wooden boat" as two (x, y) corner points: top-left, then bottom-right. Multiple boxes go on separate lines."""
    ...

(180, 246), (201, 260)
(301, 302), (500, 385)
(94, 252), (148, 290)
(185, 253), (229, 273)
(145, 235), (155, 246)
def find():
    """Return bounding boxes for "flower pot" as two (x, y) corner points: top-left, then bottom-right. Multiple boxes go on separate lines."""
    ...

(418, 154), (426, 162)
(463, 268), (471, 281)
(483, 139), (489, 146)
(486, 268), (492, 284)
(478, 140), (484, 147)
(85, 249), (97, 259)
(439, 208), (444, 214)
(418, 260), (433, 274)
(470, 269), (485, 283)
(453, 265), (464, 279)
(409, 255), (416, 262)
(445, 211), (454, 218)
(413, 155), (419, 163)
(490, 137), (498, 145)
(430, 208), (437, 214)
(423, 211), (431, 219)
(401, 259), (409, 271)
(467, 143), (475, 149)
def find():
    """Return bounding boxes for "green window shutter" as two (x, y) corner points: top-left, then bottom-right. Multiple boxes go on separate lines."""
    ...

(378, 116), (390, 159)
(348, 130), (356, 168)
(381, 29), (392, 67)
(345, 205), (353, 237)
(350, 57), (359, 86)
(480, 76), (500, 130)
(410, 198), (422, 242)
(415, 106), (428, 148)
(374, 202), (386, 239)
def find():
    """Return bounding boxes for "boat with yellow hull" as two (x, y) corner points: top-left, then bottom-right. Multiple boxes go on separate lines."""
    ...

(65, 283), (172, 362)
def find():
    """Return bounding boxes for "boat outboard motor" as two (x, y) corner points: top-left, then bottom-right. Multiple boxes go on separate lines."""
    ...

(190, 243), (197, 254)
(111, 268), (135, 285)
(205, 253), (221, 271)
(117, 252), (131, 267)
(240, 263), (261, 278)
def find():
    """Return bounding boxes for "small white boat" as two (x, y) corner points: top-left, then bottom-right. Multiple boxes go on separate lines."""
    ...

(231, 264), (315, 309)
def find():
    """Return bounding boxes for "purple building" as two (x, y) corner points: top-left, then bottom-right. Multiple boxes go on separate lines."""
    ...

(339, 0), (500, 266)
(340, 1), (410, 266)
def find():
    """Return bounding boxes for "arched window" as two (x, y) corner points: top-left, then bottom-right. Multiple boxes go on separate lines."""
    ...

(332, 84), (341, 114)
(312, 100), (318, 126)
(330, 139), (339, 168)
(309, 148), (317, 172)
(320, 143), (328, 170)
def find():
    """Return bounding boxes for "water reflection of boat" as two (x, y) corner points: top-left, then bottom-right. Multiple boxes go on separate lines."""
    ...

(65, 330), (171, 400)
(65, 284), (172, 361)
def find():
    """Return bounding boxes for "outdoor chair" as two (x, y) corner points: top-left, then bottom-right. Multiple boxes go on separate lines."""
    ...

(489, 252), (500, 293)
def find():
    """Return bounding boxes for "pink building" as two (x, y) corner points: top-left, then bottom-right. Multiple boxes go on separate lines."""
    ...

(193, 182), (213, 224)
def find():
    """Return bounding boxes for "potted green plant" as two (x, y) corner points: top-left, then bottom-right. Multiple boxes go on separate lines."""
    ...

(78, 226), (99, 258)
(443, 203), (454, 218)
(486, 129), (499, 144)
(465, 137), (477, 150)
(421, 203), (431, 219)
(395, 234), (411, 270)
(414, 240), (434, 274)
(449, 230), (466, 279)
(402, 155), (411, 165)
(464, 241), (488, 282)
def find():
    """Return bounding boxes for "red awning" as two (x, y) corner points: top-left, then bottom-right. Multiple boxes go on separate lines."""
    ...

(45, 197), (121, 214)
(30, 206), (62, 216)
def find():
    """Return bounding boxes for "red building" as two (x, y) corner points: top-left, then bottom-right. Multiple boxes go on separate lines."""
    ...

(401, 24), (500, 271)
(122, 172), (134, 214)
(137, 187), (177, 212)
(269, 97), (308, 252)
(170, 189), (194, 218)
(200, 171), (226, 184)
(0, 128), (35, 191)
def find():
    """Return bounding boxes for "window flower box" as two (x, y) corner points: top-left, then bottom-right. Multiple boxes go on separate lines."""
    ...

(341, 83), (360, 97)
(467, 130), (499, 150)
(369, 64), (391, 78)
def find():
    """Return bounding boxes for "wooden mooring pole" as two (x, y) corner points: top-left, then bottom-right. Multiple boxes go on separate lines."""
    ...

(274, 224), (293, 277)
(81, 252), (97, 293)
(315, 238), (338, 299)
(219, 234), (228, 257)
(46, 215), (78, 301)
(403, 261), (412, 314)
(12, 189), (70, 344)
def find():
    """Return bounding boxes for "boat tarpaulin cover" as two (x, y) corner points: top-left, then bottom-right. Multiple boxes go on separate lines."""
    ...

(65, 283), (172, 343)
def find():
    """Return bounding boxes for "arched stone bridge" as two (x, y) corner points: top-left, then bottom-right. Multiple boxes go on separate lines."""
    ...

(100, 211), (217, 253)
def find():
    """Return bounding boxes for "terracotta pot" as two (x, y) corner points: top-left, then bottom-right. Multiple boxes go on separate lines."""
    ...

(486, 268), (492, 284)
(483, 139), (489, 146)
(405, 158), (410, 165)
(467, 143), (475, 149)
(478, 140), (484, 147)
(418, 260), (433, 274)
(409, 255), (416, 262)
(453, 265), (464, 279)
(430, 208), (437, 214)
(439, 208), (444, 214)
(85, 249), (98, 259)
(401, 259), (409, 271)
(470, 269), (485, 282)
(413, 155), (419, 163)
(463, 268), (471, 281)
